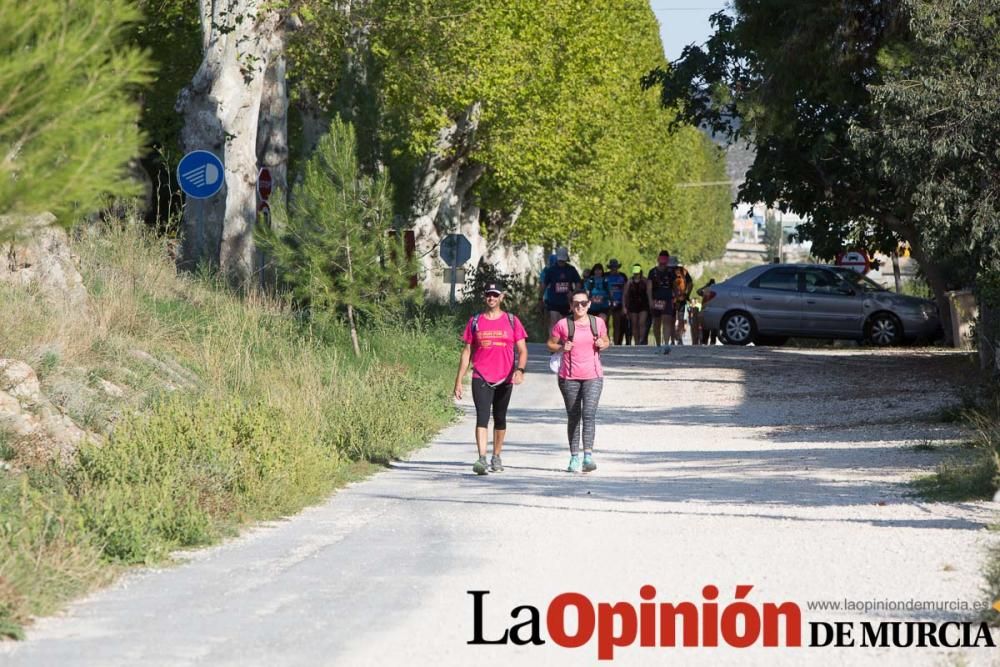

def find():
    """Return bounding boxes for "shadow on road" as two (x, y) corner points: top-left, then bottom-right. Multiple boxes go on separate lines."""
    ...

(376, 344), (986, 530)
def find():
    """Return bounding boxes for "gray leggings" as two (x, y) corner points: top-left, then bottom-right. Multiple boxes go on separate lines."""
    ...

(557, 377), (604, 455)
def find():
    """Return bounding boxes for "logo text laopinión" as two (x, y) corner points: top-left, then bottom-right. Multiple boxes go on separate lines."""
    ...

(468, 586), (997, 660)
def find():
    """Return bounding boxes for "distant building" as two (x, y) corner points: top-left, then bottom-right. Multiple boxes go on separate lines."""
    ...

(721, 143), (809, 249)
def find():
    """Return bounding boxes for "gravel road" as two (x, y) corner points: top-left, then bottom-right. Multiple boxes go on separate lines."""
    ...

(3, 344), (998, 666)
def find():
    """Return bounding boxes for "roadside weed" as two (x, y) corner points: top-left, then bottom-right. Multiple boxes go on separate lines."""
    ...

(0, 220), (459, 635)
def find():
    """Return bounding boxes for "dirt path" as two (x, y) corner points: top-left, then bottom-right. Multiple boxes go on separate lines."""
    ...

(3, 345), (998, 666)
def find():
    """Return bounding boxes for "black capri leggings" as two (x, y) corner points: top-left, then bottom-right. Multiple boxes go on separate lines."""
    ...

(471, 377), (514, 429)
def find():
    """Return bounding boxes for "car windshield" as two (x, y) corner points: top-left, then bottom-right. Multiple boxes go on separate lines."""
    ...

(831, 268), (888, 293)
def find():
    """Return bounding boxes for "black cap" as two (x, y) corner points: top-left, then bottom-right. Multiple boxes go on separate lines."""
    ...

(608, 258), (621, 268)
(484, 281), (504, 295)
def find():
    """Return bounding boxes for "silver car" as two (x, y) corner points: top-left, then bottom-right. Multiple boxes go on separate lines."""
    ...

(701, 263), (942, 346)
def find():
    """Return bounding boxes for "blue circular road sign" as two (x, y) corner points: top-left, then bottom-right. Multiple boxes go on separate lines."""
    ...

(177, 150), (225, 199)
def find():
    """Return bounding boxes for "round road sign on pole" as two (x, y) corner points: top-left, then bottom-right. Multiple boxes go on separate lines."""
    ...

(836, 250), (870, 274)
(177, 150), (225, 199)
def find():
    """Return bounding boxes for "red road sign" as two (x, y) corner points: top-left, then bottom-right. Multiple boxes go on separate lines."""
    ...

(257, 167), (273, 212)
(835, 249), (870, 273)
(257, 167), (273, 202)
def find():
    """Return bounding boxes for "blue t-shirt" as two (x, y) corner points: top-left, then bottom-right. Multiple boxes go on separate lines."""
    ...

(543, 264), (581, 307)
(606, 273), (627, 306)
(585, 276), (611, 311)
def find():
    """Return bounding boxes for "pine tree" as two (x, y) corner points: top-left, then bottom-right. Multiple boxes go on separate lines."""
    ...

(0, 0), (150, 238)
(259, 117), (416, 356)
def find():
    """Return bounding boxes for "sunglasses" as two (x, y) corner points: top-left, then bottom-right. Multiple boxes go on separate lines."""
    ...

(571, 300), (589, 307)
(485, 293), (501, 298)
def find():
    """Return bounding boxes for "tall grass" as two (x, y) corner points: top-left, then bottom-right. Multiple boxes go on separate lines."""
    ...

(912, 391), (1000, 501)
(985, 541), (1000, 627)
(0, 220), (460, 637)
(909, 384), (1000, 622)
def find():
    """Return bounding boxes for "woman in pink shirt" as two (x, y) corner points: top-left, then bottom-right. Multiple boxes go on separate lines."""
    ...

(455, 281), (529, 475)
(547, 289), (610, 472)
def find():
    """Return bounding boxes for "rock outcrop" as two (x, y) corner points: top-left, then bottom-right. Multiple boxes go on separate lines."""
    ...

(0, 214), (87, 306)
(0, 359), (95, 466)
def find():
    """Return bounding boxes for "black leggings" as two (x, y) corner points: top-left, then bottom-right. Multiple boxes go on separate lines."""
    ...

(471, 377), (514, 429)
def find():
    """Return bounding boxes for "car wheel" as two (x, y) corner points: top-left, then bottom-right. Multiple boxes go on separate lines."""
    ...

(721, 311), (756, 346)
(755, 335), (789, 346)
(865, 312), (902, 346)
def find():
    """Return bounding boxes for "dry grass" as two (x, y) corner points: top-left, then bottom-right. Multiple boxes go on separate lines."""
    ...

(0, 219), (459, 638)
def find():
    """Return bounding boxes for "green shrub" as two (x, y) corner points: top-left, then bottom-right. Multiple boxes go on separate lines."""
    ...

(73, 396), (340, 563)
(899, 277), (934, 299)
(324, 362), (455, 463)
(0, 475), (107, 639)
(0, 429), (13, 462)
(911, 456), (997, 501)
(0, 219), (460, 630)
(913, 391), (1000, 501)
(985, 541), (1000, 626)
(258, 118), (418, 327)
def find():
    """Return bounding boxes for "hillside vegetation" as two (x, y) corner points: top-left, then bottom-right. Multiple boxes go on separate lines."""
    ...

(0, 221), (459, 638)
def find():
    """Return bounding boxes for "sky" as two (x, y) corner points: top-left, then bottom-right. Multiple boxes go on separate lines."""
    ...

(650, 2), (728, 62)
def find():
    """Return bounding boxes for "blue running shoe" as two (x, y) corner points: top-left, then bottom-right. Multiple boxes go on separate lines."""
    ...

(567, 455), (581, 473)
(582, 453), (597, 472)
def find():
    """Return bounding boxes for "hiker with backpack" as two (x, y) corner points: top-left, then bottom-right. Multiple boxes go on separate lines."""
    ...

(547, 289), (609, 473)
(696, 278), (719, 345)
(584, 263), (611, 324)
(646, 250), (675, 348)
(669, 257), (693, 345)
(538, 253), (557, 322)
(539, 246), (582, 329)
(455, 280), (529, 475)
(622, 264), (649, 345)
(605, 259), (628, 345)
(688, 302), (704, 345)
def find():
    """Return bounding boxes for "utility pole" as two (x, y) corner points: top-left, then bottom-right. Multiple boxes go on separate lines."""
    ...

(891, 251), (902, 293)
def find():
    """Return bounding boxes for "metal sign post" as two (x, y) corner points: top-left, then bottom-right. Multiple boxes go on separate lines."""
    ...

(439, 234), (472, 306)
(254, 167), (274, 288)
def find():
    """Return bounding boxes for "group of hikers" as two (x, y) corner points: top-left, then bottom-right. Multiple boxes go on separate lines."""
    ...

(539, 247), (718, 348)
(454, 247), (717, 476)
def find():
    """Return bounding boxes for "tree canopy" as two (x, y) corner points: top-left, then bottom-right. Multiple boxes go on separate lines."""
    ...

(367, 0), (731, 261)
(0, 0), (150, 236)
(258, 117), (416, 327)
(642, 0), (1000, 341)
(854, 0), (1000, 286)
(644, 0), (902, 260)
(125, 0), (732, 270)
